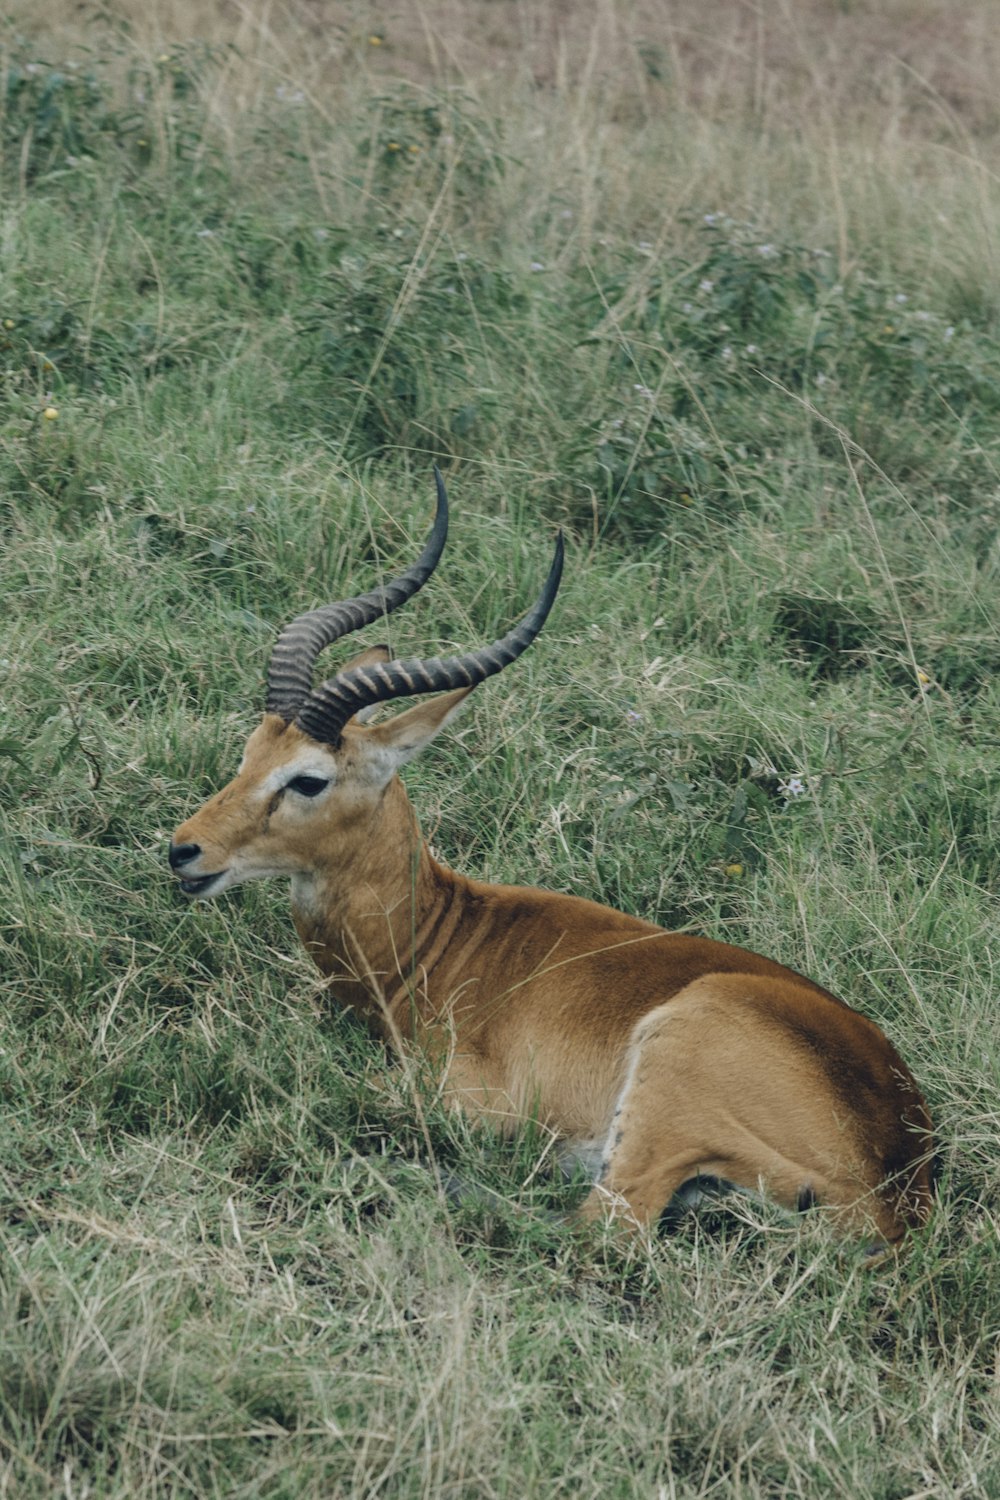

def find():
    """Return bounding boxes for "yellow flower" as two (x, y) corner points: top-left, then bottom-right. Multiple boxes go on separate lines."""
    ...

(387, 141), (400, 152)
(916, 668), (931, 686)
(883, 324), (894, 333)
(3, 319), (13, 330)
(368, 35), (383, 45)
(408, 144), (420, 154)
(42, 407), (59, 421)
(724, 861), (743, 878)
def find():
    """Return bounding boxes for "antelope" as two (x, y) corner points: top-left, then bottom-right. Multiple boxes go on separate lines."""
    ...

(169, 472), (933, 1250)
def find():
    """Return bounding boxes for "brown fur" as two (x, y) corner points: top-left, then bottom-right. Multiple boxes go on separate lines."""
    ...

(172, 703), (934, 1246)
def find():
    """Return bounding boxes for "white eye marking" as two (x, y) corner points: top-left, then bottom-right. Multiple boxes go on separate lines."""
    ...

(255, 754), (338, 801)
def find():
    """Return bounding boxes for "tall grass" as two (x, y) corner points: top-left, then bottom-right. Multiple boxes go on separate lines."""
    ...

(1, 2), (999, 1494)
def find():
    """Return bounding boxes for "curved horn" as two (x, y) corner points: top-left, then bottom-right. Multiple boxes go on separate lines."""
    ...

(296, 532), (565, 746)
(265, 469), (450, 721)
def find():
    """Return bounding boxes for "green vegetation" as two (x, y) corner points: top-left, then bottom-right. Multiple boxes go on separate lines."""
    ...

(1, 3), (998, 1494)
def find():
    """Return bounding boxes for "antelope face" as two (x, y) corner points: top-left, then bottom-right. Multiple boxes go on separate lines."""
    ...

(169, 716), (347, 899)
(168, 689), (472, 899)
(167, 471), (561, 900)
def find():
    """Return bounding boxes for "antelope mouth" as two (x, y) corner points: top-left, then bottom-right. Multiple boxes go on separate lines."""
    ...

(178, 871), (226, 897)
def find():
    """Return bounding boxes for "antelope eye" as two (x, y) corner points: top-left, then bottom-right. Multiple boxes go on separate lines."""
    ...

(286, 775), (330, 798)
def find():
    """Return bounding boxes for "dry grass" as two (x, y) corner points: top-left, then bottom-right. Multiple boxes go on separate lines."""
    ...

(8, 0), (1000, 270)
(19, 0), (1000, 119)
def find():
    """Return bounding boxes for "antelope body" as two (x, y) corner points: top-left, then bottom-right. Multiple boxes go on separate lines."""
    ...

(170, 474), (933, 1248)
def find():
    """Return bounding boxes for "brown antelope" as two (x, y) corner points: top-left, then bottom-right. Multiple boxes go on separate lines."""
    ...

(170, 472), (933, 1249)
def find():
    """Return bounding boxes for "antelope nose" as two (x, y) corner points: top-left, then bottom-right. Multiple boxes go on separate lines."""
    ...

(169, 841), (202, 871)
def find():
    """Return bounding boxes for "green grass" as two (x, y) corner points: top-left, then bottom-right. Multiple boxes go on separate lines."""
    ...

(1, 4), (999, 1494)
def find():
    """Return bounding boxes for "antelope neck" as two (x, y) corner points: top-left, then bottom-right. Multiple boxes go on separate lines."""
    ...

(289, 777), (455, 1034)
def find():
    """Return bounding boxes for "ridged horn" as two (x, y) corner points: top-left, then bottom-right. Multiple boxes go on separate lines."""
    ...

(295, 532), (565, 747)
(265, 469), (450, 721)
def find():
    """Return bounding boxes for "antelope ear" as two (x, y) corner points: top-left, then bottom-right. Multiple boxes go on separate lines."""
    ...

(338, 645), (392, 724)
(340, 643), (392, 674)
(364, 687), (474, 781)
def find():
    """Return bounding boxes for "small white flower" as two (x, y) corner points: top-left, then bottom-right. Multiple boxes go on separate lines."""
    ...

(196, 228), (214, 238)
(699, 279), (714, 293)
(720, 346), (732, 361)
(778, 775), (806, 799)
(745, 344), (758, 355)
(704, 213), (718, 225)
(626, 709), (643, 725)
(944, 326), (956, 340)
(530, 261), (545, 272)
(894, 293), (908, 303)
(633, 383), (655, 399)
(681, 301), (694, 314)
(756, 243), (777, 257)
(815, 372), (828, 385)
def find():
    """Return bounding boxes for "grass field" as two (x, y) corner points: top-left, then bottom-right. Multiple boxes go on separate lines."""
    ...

(2, 1), (999, 1494)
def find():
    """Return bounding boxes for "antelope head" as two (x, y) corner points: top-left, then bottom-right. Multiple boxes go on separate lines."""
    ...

(168, 471), (563, 901)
